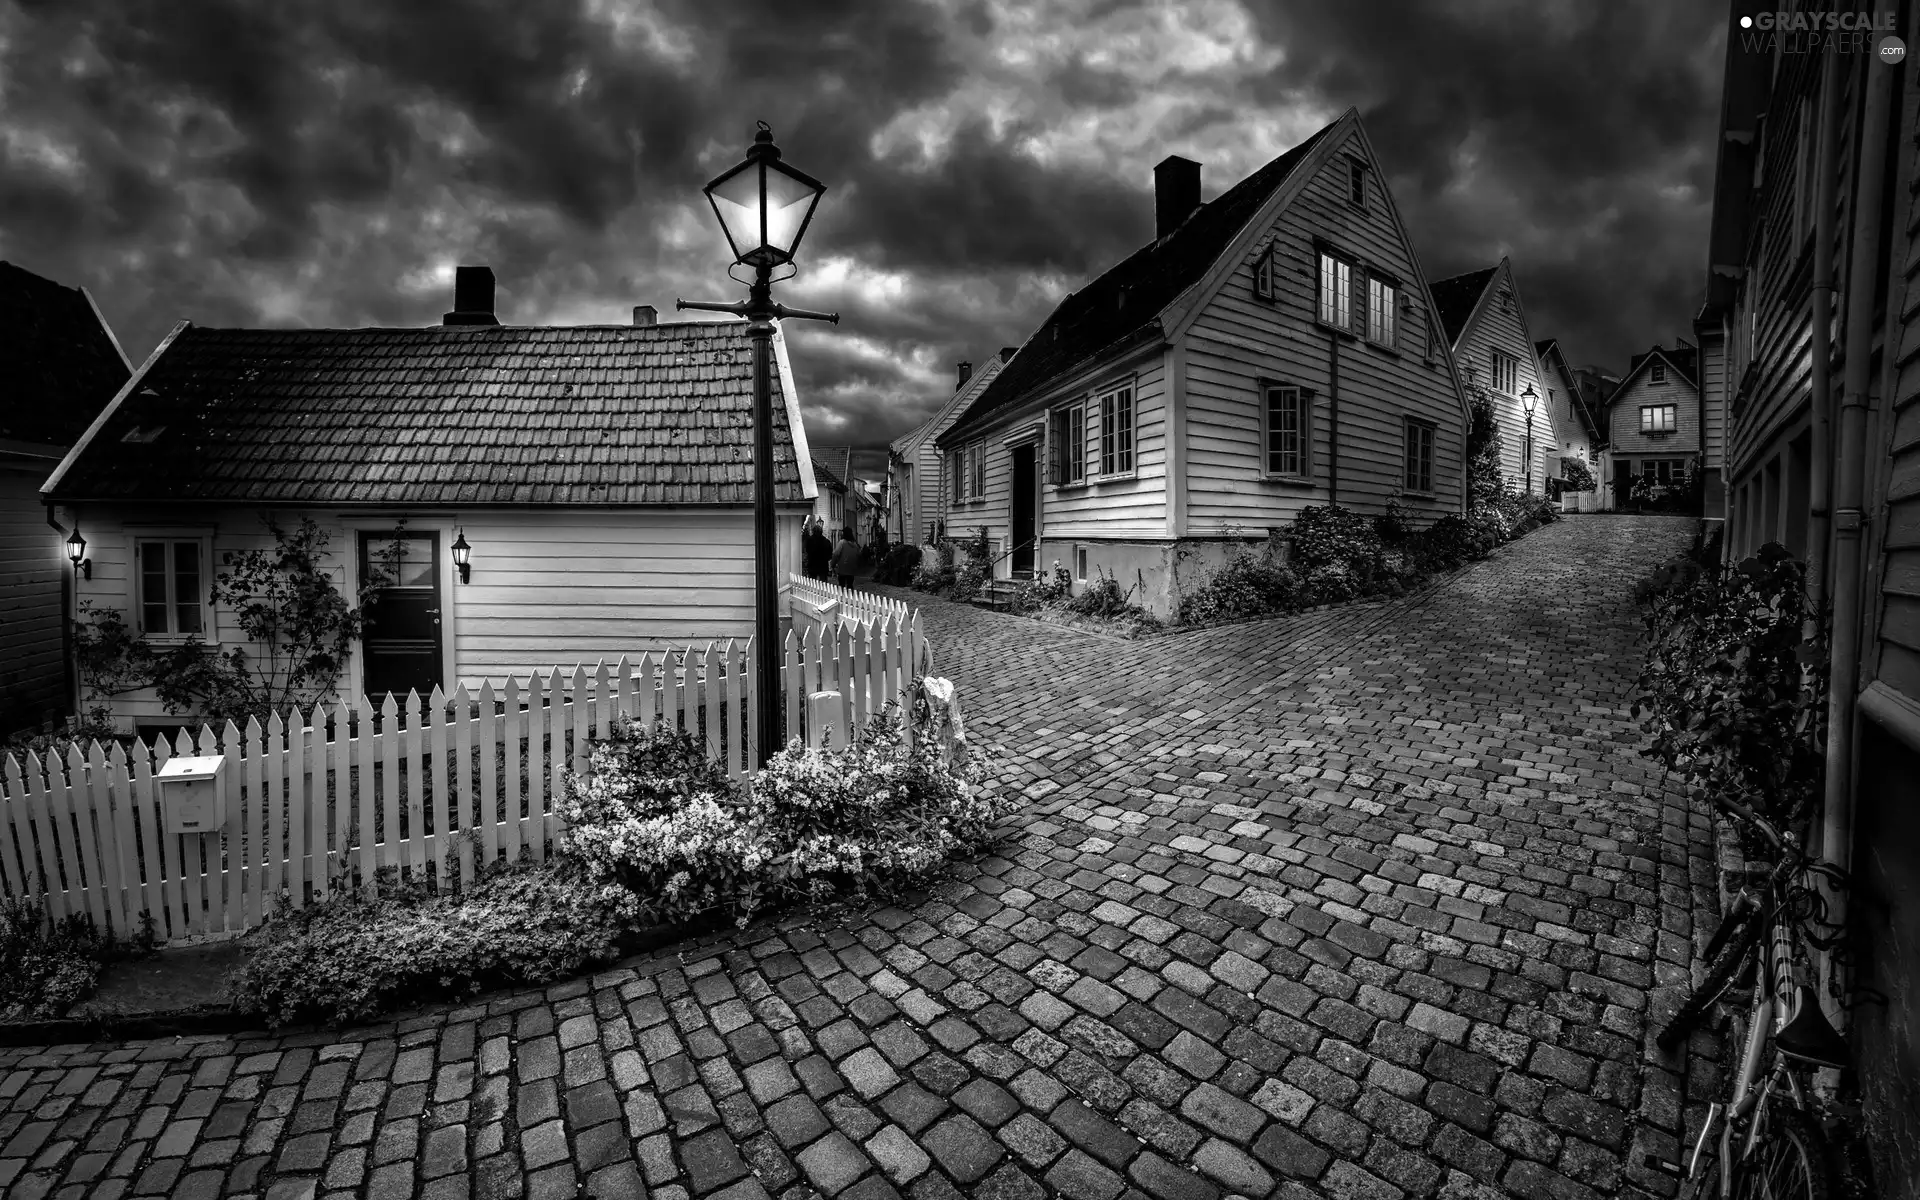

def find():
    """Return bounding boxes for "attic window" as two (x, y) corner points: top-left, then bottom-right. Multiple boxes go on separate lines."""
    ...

(1253, 244), (1275, 301)
(121, 425), (167, 444)
(1348, 160), (1368, 210)
(1650, 362), (1667, 385)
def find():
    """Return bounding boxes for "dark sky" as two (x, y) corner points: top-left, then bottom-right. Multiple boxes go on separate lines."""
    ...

(1, 0), (1727, 469)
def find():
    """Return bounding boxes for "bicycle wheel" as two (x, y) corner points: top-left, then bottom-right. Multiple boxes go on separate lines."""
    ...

(1731, 1106), (1834, 1200)
(1657, 911), (1763, 1051)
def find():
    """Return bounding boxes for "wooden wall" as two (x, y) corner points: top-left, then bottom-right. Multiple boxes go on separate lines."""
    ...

(0, 456), (69, 735)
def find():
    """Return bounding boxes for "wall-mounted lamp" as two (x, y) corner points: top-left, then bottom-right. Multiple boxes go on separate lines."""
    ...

(66, 527), (90, 580)
(451, 529), (472, 584)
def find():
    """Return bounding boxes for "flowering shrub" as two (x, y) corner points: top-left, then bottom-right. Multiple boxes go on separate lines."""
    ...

(1560, 457), (1596, 492)
(910, 542), (958, 594)
(951, 528), (994, 601)
(1290, 505), (1387, 586)
(0, 897), (155, 1020)
(1009, 561), (1073, 614)
(1065, 567), (1155, 623)
(230, 861), (628, 1028)
(1633, 543), (1827, 831)
(559, 697), (1008, 931)
(1409, 513), (1492, 568)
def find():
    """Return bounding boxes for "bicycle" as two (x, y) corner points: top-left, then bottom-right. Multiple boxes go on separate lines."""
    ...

(1646, 793), (1851, 1200)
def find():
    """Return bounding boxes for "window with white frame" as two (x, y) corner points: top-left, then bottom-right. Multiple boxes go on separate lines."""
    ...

(137, 537), (210, 637)
(949, 450), (964, 503)
(1252, 243), (1274, 301)
(1641, 404), (1676, 433)
(1489, 349), (1518, 395)
(1404, 418), (1436, 494)
(1366, 276), (1397, 346)
(1317, 249), (1353, 328)
(1650, 361), (1667, 385)
(968, 442), (985, 499)
(1048, 401), (1087, 486)
(1097, 383), (1134, 476)
(1263, 384), (1311, 479)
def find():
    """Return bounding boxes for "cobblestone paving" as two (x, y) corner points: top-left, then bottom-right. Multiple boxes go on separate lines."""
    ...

(0, 515), (1715, 1200)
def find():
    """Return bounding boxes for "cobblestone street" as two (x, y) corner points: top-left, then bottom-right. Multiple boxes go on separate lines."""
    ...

(0, 514), (1712, 1200)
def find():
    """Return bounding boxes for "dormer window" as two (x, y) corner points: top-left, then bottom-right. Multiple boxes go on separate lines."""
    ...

(1252, 244), (1274, 301)
(1650, 362), (1667, 385)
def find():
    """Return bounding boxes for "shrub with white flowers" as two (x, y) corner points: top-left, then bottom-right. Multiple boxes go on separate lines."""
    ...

(558, 681), (1009, 929)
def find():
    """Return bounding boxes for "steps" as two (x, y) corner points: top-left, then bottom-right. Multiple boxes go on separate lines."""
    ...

(974, 578), (1025, 612)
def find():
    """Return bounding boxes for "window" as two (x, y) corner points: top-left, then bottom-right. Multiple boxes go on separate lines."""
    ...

(1349, 160), (1369, 209)
(968, 443), (985, 499)
(1366, 276), (1397, 346)
(1489, 349), (1518, 395)
(1075, 546), (1088, 579)
(949, 451), (964, 503)
(1263, 385), (1313, 479)
(1404, 419), (1436, 494)
(1317, 250), (1352, 328)
(1252, 244), (1274, 301)
(1048, 402), (1087, 486)
(1097, 383), (1134, 475)
(138, 539), (208, 637)
(1650, 361), (1667, 385)
(1641, 404), (1676, 433)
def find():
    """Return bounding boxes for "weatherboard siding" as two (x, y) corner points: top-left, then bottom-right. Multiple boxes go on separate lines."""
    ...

(901, 358), (1007, 544)
(1182, 125), (1465, 528)
(69, 505), (799, 729)
(0, 460), (69, 734)
(1609, 370), (1702, 459)
(1451, 275), (1552, 491)
(1539, 356), (1595, 471)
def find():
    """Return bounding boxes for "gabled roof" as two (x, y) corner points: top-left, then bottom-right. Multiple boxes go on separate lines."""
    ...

(891, 351), (1011, 461)
(1603, 343), (1701, 412)
(1428, 265), (1499, 349)
(1534, 338), (1604, 442)
(940, 124), (1334, 445)
(810, 454), (848, 493)
(0, 261), (132, 447)
(46, 321), (814, 506)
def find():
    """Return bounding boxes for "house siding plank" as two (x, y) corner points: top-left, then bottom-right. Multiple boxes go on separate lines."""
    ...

(0, 464), (69, 735)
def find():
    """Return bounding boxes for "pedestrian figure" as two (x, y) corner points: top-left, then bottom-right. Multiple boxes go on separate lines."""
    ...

(803, 519), (833, 581)
(832, 527), (860, 588)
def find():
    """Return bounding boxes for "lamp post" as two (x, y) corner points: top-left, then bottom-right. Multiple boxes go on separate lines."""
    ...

(1520, 383), (1538, 494)
(681, 122), (839, 766)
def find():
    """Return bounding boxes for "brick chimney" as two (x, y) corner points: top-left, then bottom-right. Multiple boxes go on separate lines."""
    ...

(632, 305), (657, 327)
(442, 266), (500, 326)
(1154, 156), (1201, 240)
(957, 361), (972, 390)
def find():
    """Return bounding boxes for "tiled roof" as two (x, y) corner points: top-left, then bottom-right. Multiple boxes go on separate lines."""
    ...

(940, 125), (1332, 445)
(809, 454), (847, 493)
(48, 323), (807, 506)
(0, 262), (130, 447)
(1429, 266), (1498, 348)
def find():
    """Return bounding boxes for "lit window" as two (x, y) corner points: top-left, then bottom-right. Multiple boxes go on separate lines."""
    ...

(1367, 277), (1397, 346)
(1489, 350), (1518, 395)
(1641, 404), (1677, 433)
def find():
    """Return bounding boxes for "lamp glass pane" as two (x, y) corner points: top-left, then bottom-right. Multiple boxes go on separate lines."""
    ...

(706, 161), (763, 259)
(760, 164), (820, 256)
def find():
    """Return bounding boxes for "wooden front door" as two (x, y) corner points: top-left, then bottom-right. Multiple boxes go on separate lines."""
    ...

(359, 531), (443, 703)
(1011, 443), (1037, 576)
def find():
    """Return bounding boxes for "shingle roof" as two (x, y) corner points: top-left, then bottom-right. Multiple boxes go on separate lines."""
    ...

(48, 323), (807, 506)
(940, 125), (1333, 444)
(0, 261), (130, 447)
(1429, 266), (1499, 349)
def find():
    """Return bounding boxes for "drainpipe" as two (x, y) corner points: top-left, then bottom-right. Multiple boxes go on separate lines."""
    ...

(1327, 329), (1341, 507)
(1820, 18), (1898, 1024)
(1805, 49), (1843, 623)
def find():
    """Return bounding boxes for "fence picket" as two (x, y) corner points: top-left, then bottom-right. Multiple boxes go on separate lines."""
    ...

(546, 667), (566, 854)
(782, 631), (800, 762)
(570, 666), (590, 785)
(352, 699), (375, 897)
(210, 722), (241, 933)
(837, 624), (856, 741)
(429, 687), (451, 891)
(596, 661), (614, 743)
(378, 693), (400, 885)
(616, 656), (635, 729)
(290, 716), (313, 905)
(401, 692), (425, 881)
(454, 685), (475, 890)
(526, 672), (546, 863)
(59, 745), (103, 932)
(724, 641), (744, 776)
(154, 739), (190, 939)
(244, 718), (265, 927)
(503, 678), (524, 867)
(327, 707), (348, 884)
(637, 653), (657, 733)
(84, 742), (121, 935)
(478, 682), (499, 873)
(702, 644), (721, 764)
(3, 757), (41, 906)
(106, 745), (142, 937)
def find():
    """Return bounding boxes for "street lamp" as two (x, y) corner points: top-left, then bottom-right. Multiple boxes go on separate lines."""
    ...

(1520, 383), (1539, 494)
(681, 123), (839, 766)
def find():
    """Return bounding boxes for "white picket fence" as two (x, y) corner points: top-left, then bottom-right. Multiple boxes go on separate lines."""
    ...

(0, 616), (930, 944)
(789, 574), (914, 631)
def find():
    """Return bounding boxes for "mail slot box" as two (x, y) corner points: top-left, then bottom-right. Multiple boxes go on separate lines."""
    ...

(157, 755), (227, 835)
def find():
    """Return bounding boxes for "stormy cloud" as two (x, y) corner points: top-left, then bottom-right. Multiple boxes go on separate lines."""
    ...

(0, 0), (1724, 463)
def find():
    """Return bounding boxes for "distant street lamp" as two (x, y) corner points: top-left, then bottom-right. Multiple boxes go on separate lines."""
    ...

(680, 122), (840, 766)
(1521, 384), (1539, 494)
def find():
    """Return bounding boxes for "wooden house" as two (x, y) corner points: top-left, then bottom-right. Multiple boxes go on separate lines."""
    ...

(930, 109), (1471, 618)
(1532, 337), (1605, 495)
(1600, 343), (1702, 508)
(41, 268), (817, 735)
(886, 353), (1012, 547)
(1697, 1), (1919, 1188)
(1430, 258), (1561, 493)
(809, 453), (849, 536)
(0, 262), (131, 737)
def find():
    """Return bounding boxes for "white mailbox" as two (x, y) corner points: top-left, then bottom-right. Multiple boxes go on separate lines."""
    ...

(157, 756), (227, 835)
